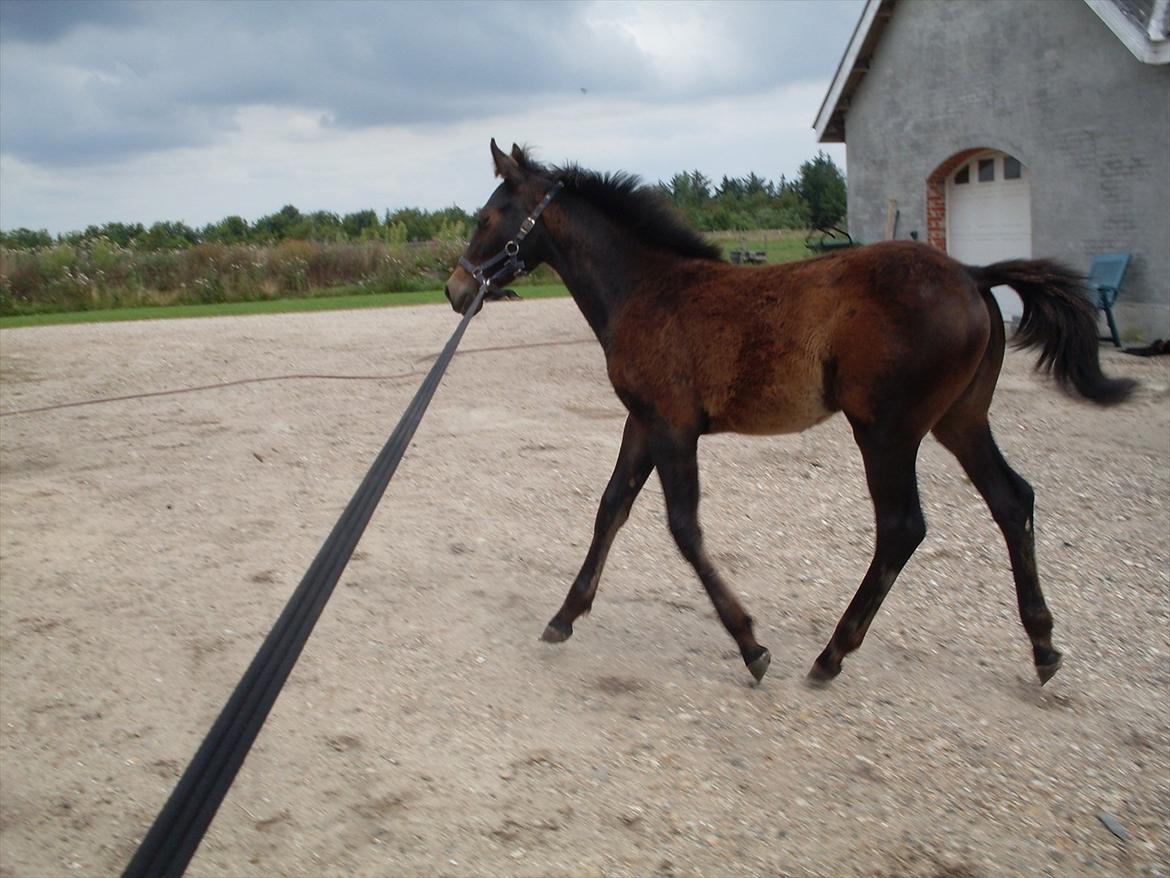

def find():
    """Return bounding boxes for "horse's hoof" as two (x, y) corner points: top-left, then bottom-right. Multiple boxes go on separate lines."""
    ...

(805, 659), (840, 688)
(1036, 654), (1063, 685)
(540, 621), (572, 643)
(746, 648), (772, 683)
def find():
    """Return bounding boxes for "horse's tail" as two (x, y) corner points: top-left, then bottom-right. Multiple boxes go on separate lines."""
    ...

(967, 258), (1136, 405)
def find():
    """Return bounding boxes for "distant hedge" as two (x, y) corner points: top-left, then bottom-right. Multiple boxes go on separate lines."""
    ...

(0, 238), (466, 315)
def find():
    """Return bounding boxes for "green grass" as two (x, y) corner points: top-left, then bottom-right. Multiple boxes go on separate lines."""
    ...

(709, 229), (815, 264)
(0, 284), (570, 329)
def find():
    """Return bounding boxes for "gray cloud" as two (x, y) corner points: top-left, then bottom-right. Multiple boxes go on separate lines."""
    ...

(0, 0), (861, 168)
(0, 0), (139, 43)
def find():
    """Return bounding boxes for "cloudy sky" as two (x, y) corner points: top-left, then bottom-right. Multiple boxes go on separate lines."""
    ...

(0, 0), (862, 234)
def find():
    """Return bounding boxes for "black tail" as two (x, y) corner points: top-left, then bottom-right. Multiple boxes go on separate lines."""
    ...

(968, 259), (1136, 405)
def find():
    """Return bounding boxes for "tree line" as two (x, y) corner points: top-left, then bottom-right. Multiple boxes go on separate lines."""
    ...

(0, 153), (845, 251)
(661, 152), (845, 232)
(0, 204), (472, 251)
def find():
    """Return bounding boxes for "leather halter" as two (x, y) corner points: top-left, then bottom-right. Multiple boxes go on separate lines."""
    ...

(458, 181), (564, 294)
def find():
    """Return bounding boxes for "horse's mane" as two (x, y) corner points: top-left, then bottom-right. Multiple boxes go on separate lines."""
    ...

(513, 149), (723, 262)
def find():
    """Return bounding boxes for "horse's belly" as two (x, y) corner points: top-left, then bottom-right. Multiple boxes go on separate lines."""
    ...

(710, 389), (835, 435)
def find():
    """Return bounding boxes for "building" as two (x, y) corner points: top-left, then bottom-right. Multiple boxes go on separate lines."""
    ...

(815, 0), (1170, 339)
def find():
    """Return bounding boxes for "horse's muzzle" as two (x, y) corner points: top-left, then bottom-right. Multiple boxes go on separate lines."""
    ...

(444, 268), (478, 314)
(443, 284), (462, 313)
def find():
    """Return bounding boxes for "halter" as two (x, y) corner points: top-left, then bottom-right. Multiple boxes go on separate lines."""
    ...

(458, 181), (564, 294)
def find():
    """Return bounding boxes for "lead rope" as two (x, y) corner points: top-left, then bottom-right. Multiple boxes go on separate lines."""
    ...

(121, 282), (488, 878)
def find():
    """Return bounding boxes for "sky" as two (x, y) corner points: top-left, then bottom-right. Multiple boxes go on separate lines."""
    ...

(0, 0), (863, 234)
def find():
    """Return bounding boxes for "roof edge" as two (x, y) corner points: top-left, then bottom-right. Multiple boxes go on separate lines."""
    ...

(1085, 0), (1170, 64)
(813, 0), (891, 142)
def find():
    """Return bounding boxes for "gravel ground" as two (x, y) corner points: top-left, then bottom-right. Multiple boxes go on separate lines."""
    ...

(1, 298), (1167, 878)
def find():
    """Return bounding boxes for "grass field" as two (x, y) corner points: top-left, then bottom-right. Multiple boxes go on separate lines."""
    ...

(709, 228), (815, 264)
(0, 284), (571, 329)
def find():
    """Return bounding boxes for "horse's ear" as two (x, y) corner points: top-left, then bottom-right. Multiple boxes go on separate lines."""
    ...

(510, 143), (525, 163)
(490, 138), (524, 185)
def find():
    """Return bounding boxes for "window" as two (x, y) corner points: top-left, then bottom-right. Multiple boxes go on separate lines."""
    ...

(1004, 155), (1022, 180)
(954, 165), (970, 184)
(978, 158), (995, 182)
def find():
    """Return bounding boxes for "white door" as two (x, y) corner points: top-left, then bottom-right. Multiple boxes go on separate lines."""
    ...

(946, 150), (1031, 320)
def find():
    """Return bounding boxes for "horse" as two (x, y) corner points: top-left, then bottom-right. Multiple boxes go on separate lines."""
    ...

(444, 139), (1136, 686)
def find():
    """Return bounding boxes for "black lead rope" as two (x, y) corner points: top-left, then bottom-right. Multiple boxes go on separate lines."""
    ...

(122, 284), (487, 878)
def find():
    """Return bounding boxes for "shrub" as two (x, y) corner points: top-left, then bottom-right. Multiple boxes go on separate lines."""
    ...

(1, 234), (513, 315)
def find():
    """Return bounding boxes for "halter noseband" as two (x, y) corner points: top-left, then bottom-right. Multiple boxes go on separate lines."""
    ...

(458, 181), (564, 294)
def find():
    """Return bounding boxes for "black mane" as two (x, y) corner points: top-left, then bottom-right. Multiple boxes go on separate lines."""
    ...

(514, 150), (723, 262)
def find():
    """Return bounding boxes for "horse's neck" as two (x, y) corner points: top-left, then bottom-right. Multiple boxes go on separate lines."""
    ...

(544, 202), (647, 343)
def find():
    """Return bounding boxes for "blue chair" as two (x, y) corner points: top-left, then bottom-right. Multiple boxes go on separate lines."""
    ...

(1087, 253), (1130, 347)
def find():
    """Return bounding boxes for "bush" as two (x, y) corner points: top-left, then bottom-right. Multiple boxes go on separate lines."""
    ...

(0, 237), (476, 316)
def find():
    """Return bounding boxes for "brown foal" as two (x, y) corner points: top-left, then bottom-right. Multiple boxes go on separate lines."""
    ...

(445, 140), (1134, 686)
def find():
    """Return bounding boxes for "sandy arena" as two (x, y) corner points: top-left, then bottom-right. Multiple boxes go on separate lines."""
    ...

(1, 298), (1167, 878)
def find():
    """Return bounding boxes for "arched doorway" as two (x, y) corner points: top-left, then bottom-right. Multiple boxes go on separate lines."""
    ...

(928, 149), (1032, 320)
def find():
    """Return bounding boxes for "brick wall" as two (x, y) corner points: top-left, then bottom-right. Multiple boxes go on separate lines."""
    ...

(925, 149), (984, 250)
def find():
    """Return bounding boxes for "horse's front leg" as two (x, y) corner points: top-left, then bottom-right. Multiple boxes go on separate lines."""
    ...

(542, 415), (654, 643)
(648, 425), (771, 683)
(809, 423), (926, 683)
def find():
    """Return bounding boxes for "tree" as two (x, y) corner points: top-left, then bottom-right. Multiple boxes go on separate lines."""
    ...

(742, 172), (772, 198)
(342, 209), (379, 240)
(305, 211), (344, 242)
(795, 152), (846, 229)
(100, 222), (146, 247)
(141, 220), (199, 250)
(667, 170), (712, 208)
(202, 215), (250, 245)
(253, 205), (304, 242)
(716, 175), (745, 200)
(0, 227), (53, 248)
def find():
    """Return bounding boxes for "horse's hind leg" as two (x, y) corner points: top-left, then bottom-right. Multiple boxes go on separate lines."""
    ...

(648, 426), (771, 682)
(542, 415), (654, 643)
(809, 424), (926, 683)
(932, 414), (1063, 684)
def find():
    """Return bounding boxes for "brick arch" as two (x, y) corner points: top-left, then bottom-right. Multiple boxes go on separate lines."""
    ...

(925, 148), (987, 251)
